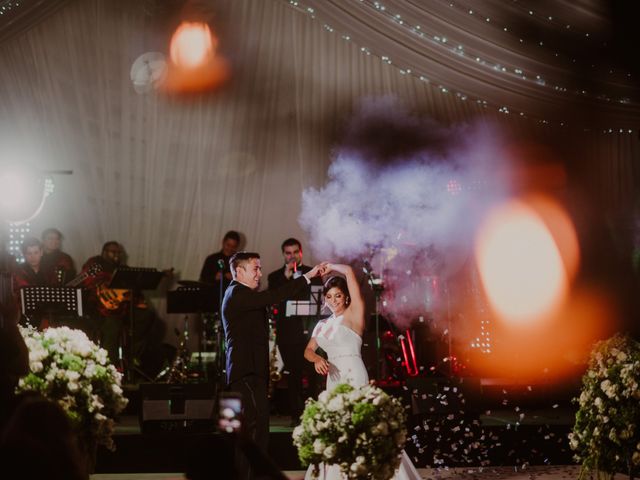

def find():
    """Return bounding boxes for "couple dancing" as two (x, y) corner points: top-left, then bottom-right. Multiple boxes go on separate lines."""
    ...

(303, 263), (420, 480)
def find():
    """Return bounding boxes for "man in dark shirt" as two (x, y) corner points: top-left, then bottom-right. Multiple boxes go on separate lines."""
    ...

(40, 228), (76, 286)
(199, 230), (240, 312)
(12, 238), (50, 290)
(81, 241), (127, 364)
(267, 238), (321, 425)
(12, 238), (55, 328)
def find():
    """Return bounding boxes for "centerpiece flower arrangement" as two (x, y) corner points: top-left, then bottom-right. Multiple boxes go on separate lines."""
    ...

(293, 383), (407, 479)
(569, 333), (640, 479)
(17, 326), (128, 453)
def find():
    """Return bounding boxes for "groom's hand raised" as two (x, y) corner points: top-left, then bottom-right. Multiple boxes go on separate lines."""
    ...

(304, 262), (328, 280)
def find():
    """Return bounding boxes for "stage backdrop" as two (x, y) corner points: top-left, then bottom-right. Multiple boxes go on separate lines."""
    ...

(0, 0), (638, 345)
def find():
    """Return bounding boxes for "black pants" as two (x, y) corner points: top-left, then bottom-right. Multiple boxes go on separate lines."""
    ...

(228, 375), (269, 480)
(278, 341), (305, 421)
(228, 375), (269, 451)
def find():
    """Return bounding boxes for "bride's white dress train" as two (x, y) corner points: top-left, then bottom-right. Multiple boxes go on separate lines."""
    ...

(304, 314), (421, 480)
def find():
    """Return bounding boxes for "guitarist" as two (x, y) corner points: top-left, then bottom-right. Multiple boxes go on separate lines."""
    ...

(81, 242), (163, 376)
(81, 241), (129, 364)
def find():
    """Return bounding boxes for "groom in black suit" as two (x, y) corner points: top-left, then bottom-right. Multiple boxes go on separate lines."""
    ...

(221, 252), (322, 463)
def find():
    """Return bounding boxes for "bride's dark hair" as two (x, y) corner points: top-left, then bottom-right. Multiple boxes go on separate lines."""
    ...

(323, 276), (351, 305)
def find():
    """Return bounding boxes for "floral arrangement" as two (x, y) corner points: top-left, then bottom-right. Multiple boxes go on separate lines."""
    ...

(293, 383), (407, 479)
(17, 326), (128, 451)
(569, 333), (640, 478)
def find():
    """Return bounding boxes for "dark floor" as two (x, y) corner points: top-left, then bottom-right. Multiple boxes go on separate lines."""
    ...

(95, 378), (579, 475)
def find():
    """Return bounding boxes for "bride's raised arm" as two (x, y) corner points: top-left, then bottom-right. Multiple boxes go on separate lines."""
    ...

(324, 263), (364, 331)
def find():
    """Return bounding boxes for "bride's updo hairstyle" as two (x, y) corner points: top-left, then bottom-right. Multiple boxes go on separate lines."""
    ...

(323, 276), (351, 306)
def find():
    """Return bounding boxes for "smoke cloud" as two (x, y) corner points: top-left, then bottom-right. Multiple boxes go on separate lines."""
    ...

(300, 98), (513, 329)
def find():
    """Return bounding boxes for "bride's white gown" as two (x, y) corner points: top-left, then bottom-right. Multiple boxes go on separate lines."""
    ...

(304, 314), (421, 480)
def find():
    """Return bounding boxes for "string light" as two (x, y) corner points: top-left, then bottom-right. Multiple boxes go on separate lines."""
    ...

(0, 1), (20, 16)
(8, 222), (31, 263)
(286, 0), (637, 132)
(350, 0), (633, 105)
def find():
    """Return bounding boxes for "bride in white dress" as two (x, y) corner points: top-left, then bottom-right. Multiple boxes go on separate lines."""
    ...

(303, 263), (421, 480)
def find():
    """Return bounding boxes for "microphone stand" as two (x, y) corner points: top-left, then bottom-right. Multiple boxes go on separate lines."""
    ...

(363, 262), (384, 382)
(216, 259), (226, 386)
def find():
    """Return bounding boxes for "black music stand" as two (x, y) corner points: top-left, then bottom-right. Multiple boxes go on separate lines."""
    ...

(109, 267), (164, 383)
(284, 285), (323, 318)
(20, 286), (84, 326)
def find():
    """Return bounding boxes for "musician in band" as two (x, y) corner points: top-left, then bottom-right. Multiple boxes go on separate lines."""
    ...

(11, 238), (60, 329)
(81, 241), (127, 363)
(81, 242), (164, 376)
(40, 228), (76, 286)
(199, 230), (240, 312)
(267, 237), (322, 425)
(12, 238), (52, 291)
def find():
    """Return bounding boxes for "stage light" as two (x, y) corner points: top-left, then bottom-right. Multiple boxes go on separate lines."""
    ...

(474, 195), (579, 325)
(0, 165), (54, 225)
(446, 178), (462, 195)
(170, 22), (216, 69)
(162, 20), (230, 94)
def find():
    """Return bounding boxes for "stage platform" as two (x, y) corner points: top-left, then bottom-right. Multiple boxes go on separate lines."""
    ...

(94, 379), (579, 476)
(90, 466), (629, 480)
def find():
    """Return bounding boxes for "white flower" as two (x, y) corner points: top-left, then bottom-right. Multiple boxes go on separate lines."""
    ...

(323, 445), (336, 459)
(292, 425), (304, 440)
(313, 439), (325, 454)
(318, 391), (329, 403)
(327, 396), (344, 412)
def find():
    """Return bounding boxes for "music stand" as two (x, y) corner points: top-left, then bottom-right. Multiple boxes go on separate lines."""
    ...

(284, 285), (323, 318)
(109, 267), (164, 383)
(20, 286), (83, 326)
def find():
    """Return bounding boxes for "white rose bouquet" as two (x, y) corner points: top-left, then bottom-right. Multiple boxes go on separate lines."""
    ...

(569, 333), (640, 479)
(17, 326), (128, 451)
(293, 383), (407, 479)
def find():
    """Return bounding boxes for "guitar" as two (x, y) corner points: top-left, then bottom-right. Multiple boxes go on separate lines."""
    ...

(65, 263), (103, 287)
(95, 267), (173, 311)
(96, 284), (133, 311)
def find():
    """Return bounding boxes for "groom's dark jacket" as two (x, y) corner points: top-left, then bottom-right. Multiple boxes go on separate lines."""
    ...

(221, 276), (310, 384)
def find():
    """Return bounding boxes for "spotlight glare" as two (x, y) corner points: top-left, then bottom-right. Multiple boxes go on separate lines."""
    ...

(475, 197), (573, 324)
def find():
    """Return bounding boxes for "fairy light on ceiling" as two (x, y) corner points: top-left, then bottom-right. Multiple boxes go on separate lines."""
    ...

(285, 0), (638, 133)
(355, 0), (634, 106)
(445, 0), (630, 79)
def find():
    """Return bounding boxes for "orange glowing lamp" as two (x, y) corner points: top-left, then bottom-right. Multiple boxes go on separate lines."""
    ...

(163, 21), (229, 93)
(170, 22), (216, 69)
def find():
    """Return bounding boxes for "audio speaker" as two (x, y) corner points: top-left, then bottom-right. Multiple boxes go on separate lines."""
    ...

(139, 382), (216, 434)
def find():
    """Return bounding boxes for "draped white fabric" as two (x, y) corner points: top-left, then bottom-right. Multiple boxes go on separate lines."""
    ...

(0, 0), (637, 288)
